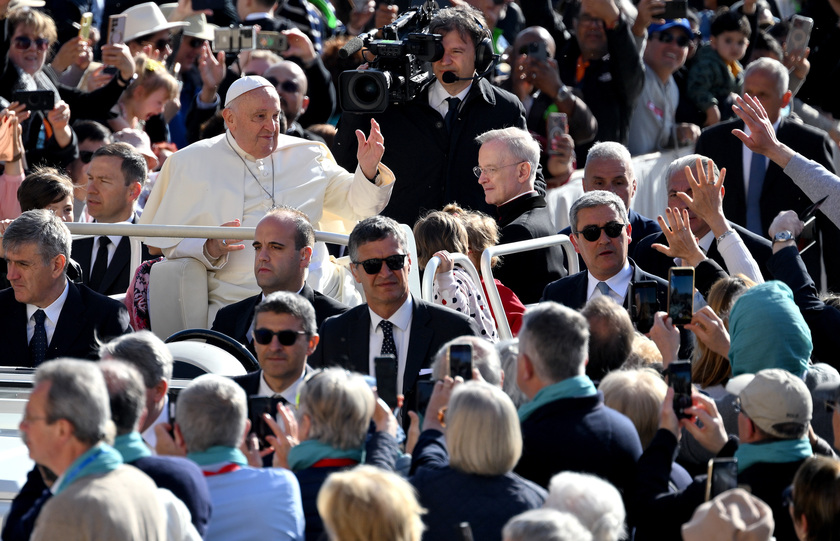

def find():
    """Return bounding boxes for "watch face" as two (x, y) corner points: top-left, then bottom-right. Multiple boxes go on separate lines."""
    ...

(774, 231), (793, 242)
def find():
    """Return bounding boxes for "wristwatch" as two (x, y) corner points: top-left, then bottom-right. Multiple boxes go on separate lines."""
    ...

(772, 230), (794, 244)
(555, 85), (572, 103)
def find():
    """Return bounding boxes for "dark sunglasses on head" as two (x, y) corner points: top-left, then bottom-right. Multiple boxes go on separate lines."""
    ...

(652, 32), (690, 47)
(354, 254), (407, 275)
(263, 76), (300, 94)
(79, 150), (94, 164)
(576, 221), (626, 242)
(14, 36), (50, 51)
(253, 328), (307, 346)
(186, 37), (206, 48)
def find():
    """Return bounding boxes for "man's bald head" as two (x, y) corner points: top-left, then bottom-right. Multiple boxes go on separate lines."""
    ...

(263, 61), (309, 122)
(513, 26), (557, 58)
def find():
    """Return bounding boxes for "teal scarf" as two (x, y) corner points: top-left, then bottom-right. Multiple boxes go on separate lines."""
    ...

(113, 432), (152, 463)
(187, 446), (248, 467)
(54, 443), (123, 496)
(518, 375), (597, 422)
(287, 440), (364, 472)
(734, 438), (812, 472)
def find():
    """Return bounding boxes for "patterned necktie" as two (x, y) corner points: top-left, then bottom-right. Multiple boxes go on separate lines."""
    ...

(30, 309), (47, 366)
(746, 152), (767, 235)
(596, 281), (611, 298)
(444, 97), (461, 133)
(379, 320), (396, 356)
(88, 236), (111, 291)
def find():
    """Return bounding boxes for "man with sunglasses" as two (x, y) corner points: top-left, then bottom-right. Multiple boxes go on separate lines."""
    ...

(475, 127), (566, 304)
(263, 61), (324, 143)
(310, 216), (477, 420)
(628, 18), (702, 155)
(542, 190), (667, 310)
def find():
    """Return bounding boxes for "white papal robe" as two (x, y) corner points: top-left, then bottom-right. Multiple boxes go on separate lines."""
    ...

(139, 131), (395, 320)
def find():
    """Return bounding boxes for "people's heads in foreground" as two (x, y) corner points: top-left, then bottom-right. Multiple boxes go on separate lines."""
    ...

(544, 471), (627, 541)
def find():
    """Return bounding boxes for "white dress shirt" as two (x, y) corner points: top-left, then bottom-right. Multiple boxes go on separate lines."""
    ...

(585, 261), (633, 304)
(26, 280), (69, 344)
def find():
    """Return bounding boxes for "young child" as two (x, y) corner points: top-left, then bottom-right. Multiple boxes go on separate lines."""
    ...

(109, 56), (179, 134)
(413, 210), (498, 342)
(687, 8), (751, 127)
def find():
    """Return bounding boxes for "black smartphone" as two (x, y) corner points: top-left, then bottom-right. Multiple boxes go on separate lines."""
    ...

(705, 457), (738, 501)
(167, 393), (177, 440)
(796, 195), (827, 253)
(13, 90), (54, 112)
(414, 380), (435, 417)
(375, 354), (399, 410)
(631, 281), (660, 334)
(668, 267), (694, 326)
(448, 344), (473, 380)
(524, 41), (547, 61)
(247, 396), (284, 450)
(662, 0), (688, 19)
(669, 360), (692, 420)
(192, 0), (227, 10)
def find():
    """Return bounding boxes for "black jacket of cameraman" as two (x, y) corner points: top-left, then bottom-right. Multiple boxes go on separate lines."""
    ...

(334, 76), (544, 226)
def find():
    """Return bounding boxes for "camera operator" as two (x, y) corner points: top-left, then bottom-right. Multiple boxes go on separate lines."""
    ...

(334, 4), (544, 227)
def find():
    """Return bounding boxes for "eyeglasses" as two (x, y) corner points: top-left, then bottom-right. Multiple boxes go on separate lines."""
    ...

(651, 31), (691, 48)
(21, 414), (48, 424)
(264, 77), (301, 94)
(473, 162), (523, 178)
(733, 397), (750, 418)
(575, 221), (626, 242)
(186, 37), (206, 49)
(13, 36), (50, 51)
(79, 150), (94, 164)
(353, 254), (407, 275)
(253, 328), (308, 346)
(141, 37), (171, 51)
(577, 13), (603, 26)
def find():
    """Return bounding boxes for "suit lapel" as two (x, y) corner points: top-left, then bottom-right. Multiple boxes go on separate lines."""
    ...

(72, 237), (94, 282)
(98, 237), (129, 294)
(6, 295), (30, 366)
(48, 283), (85, 358)
(236, 294), (262, 342)
(348, 308), (371, 374)
(404, 300), (433, 394)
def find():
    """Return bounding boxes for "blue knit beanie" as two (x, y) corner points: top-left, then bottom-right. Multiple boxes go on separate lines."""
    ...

(728, 281), (811, 377)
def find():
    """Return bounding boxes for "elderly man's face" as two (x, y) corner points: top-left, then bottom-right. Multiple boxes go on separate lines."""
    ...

(264, 63), (308, 122)
(477, 139), (530, 206)
(583, 157), (637, 210)
(5, 241), (65, 307)
(253, 311), (316, 391)
(742, 68), (790, 124)
(571, 204), (632, 281)
(225, 87), (282, 159)
(20, 381), (60, 469)
(253, 214), (310, 294)
(667, 167), (711, 238)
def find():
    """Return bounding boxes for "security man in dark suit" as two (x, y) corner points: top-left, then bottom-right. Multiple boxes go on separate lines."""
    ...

(212, 206), (348, 354)
(0, 210), (131, 367)
(310, 216), (478, 413)
(72, 143), (152, 296)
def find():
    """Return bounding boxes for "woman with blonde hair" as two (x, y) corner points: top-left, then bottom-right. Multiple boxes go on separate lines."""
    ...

(410, 379), (546, 540)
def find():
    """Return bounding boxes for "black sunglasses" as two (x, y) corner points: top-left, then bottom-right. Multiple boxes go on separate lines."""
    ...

(353, 254), (407, 275)
(14, 36), (50, 51)
(253, 328), (307, 346)
(186, 37), (206, 48)
(141, 37), (171, 51)
(79, 150), (94, 164)
(264, 77), (300, 94)
(652, 31), (690, 48)
(575, 221), (626, 242)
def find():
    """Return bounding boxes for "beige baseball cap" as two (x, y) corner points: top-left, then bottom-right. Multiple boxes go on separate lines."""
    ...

(682, 488), (774, 541)
(726, 368), (812, 439)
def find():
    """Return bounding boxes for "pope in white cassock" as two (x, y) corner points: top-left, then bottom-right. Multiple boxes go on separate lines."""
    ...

(140, 76), (395, 322)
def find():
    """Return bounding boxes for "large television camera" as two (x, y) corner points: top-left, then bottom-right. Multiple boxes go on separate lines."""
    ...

(338, 0), (444, 114)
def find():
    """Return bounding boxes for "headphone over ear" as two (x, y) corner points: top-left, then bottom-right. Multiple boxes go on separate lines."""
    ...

(471, 15), (495, 75)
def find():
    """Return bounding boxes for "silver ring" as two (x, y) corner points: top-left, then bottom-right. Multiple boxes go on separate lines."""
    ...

(681, 228), (688, 232)
(221, 239), (227, 246)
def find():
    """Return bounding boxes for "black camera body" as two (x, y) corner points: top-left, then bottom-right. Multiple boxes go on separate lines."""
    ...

(338, 0), (443, 113)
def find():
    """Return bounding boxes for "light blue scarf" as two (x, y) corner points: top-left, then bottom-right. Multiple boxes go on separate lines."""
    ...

(518, 375), (597, 422)
(113, 432), (152, 463)
(54, 443), (123, 496)
(734, 438), (812, 472)
(187, 446), (248, 467)
(287, 440), (364, 472)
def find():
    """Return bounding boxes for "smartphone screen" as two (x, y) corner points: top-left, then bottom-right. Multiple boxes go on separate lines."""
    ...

(414, 380), (435, 417)
(705, 458), (738, 501)
(375, 355), (399, 410)
(448, 344), (473, 380)
(662, 0), (688, 19)
(631, 281), (659, 334)
(668, 267), (694, 326)
(669, 361), (692, 420)
(247, 396), (284, 450)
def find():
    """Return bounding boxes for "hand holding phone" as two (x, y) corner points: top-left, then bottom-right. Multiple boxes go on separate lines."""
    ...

(668, 267), (694, 326)
(630, 281), (660, 333)
(669, 360), (692, 420)
(448, 344), (474, 380)
(705, 458), (738, 501)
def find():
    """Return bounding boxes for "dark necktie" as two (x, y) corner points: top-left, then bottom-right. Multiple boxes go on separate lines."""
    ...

(746, 152), (766, 235)
(29, 309), (47, 366)
(379, 320), (396, 356)
(88, 236), (111, 291)
(444, 97), (461, 133)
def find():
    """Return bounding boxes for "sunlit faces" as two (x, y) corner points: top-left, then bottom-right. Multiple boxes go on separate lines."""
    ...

(710, 30), (749, 63)
(477, 139), (529, 206)
(582, 158), (637, 210)
(5, 241), (66, 307)
(742, 68), (791, 124)
(644, 28), (690, 81)
(432, 30), (477, 94)
(570, 204), (631, 281)
(45, 195), (73, 223)
(9, 25), (49, 75)
(667, 167), (712, 238)
(134, 87), (171, 122)
(224, 87), (282, 159)
(19, 382), (60, 469)
(252, 214), (310, 294)
(350, 235), (411, 314)
(263, 63), (308, 121)
(253, 311), (317, 391)
(86, 155), (140, 223)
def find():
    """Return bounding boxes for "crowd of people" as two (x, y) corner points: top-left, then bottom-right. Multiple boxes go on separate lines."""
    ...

(2, 0), (840, 539)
